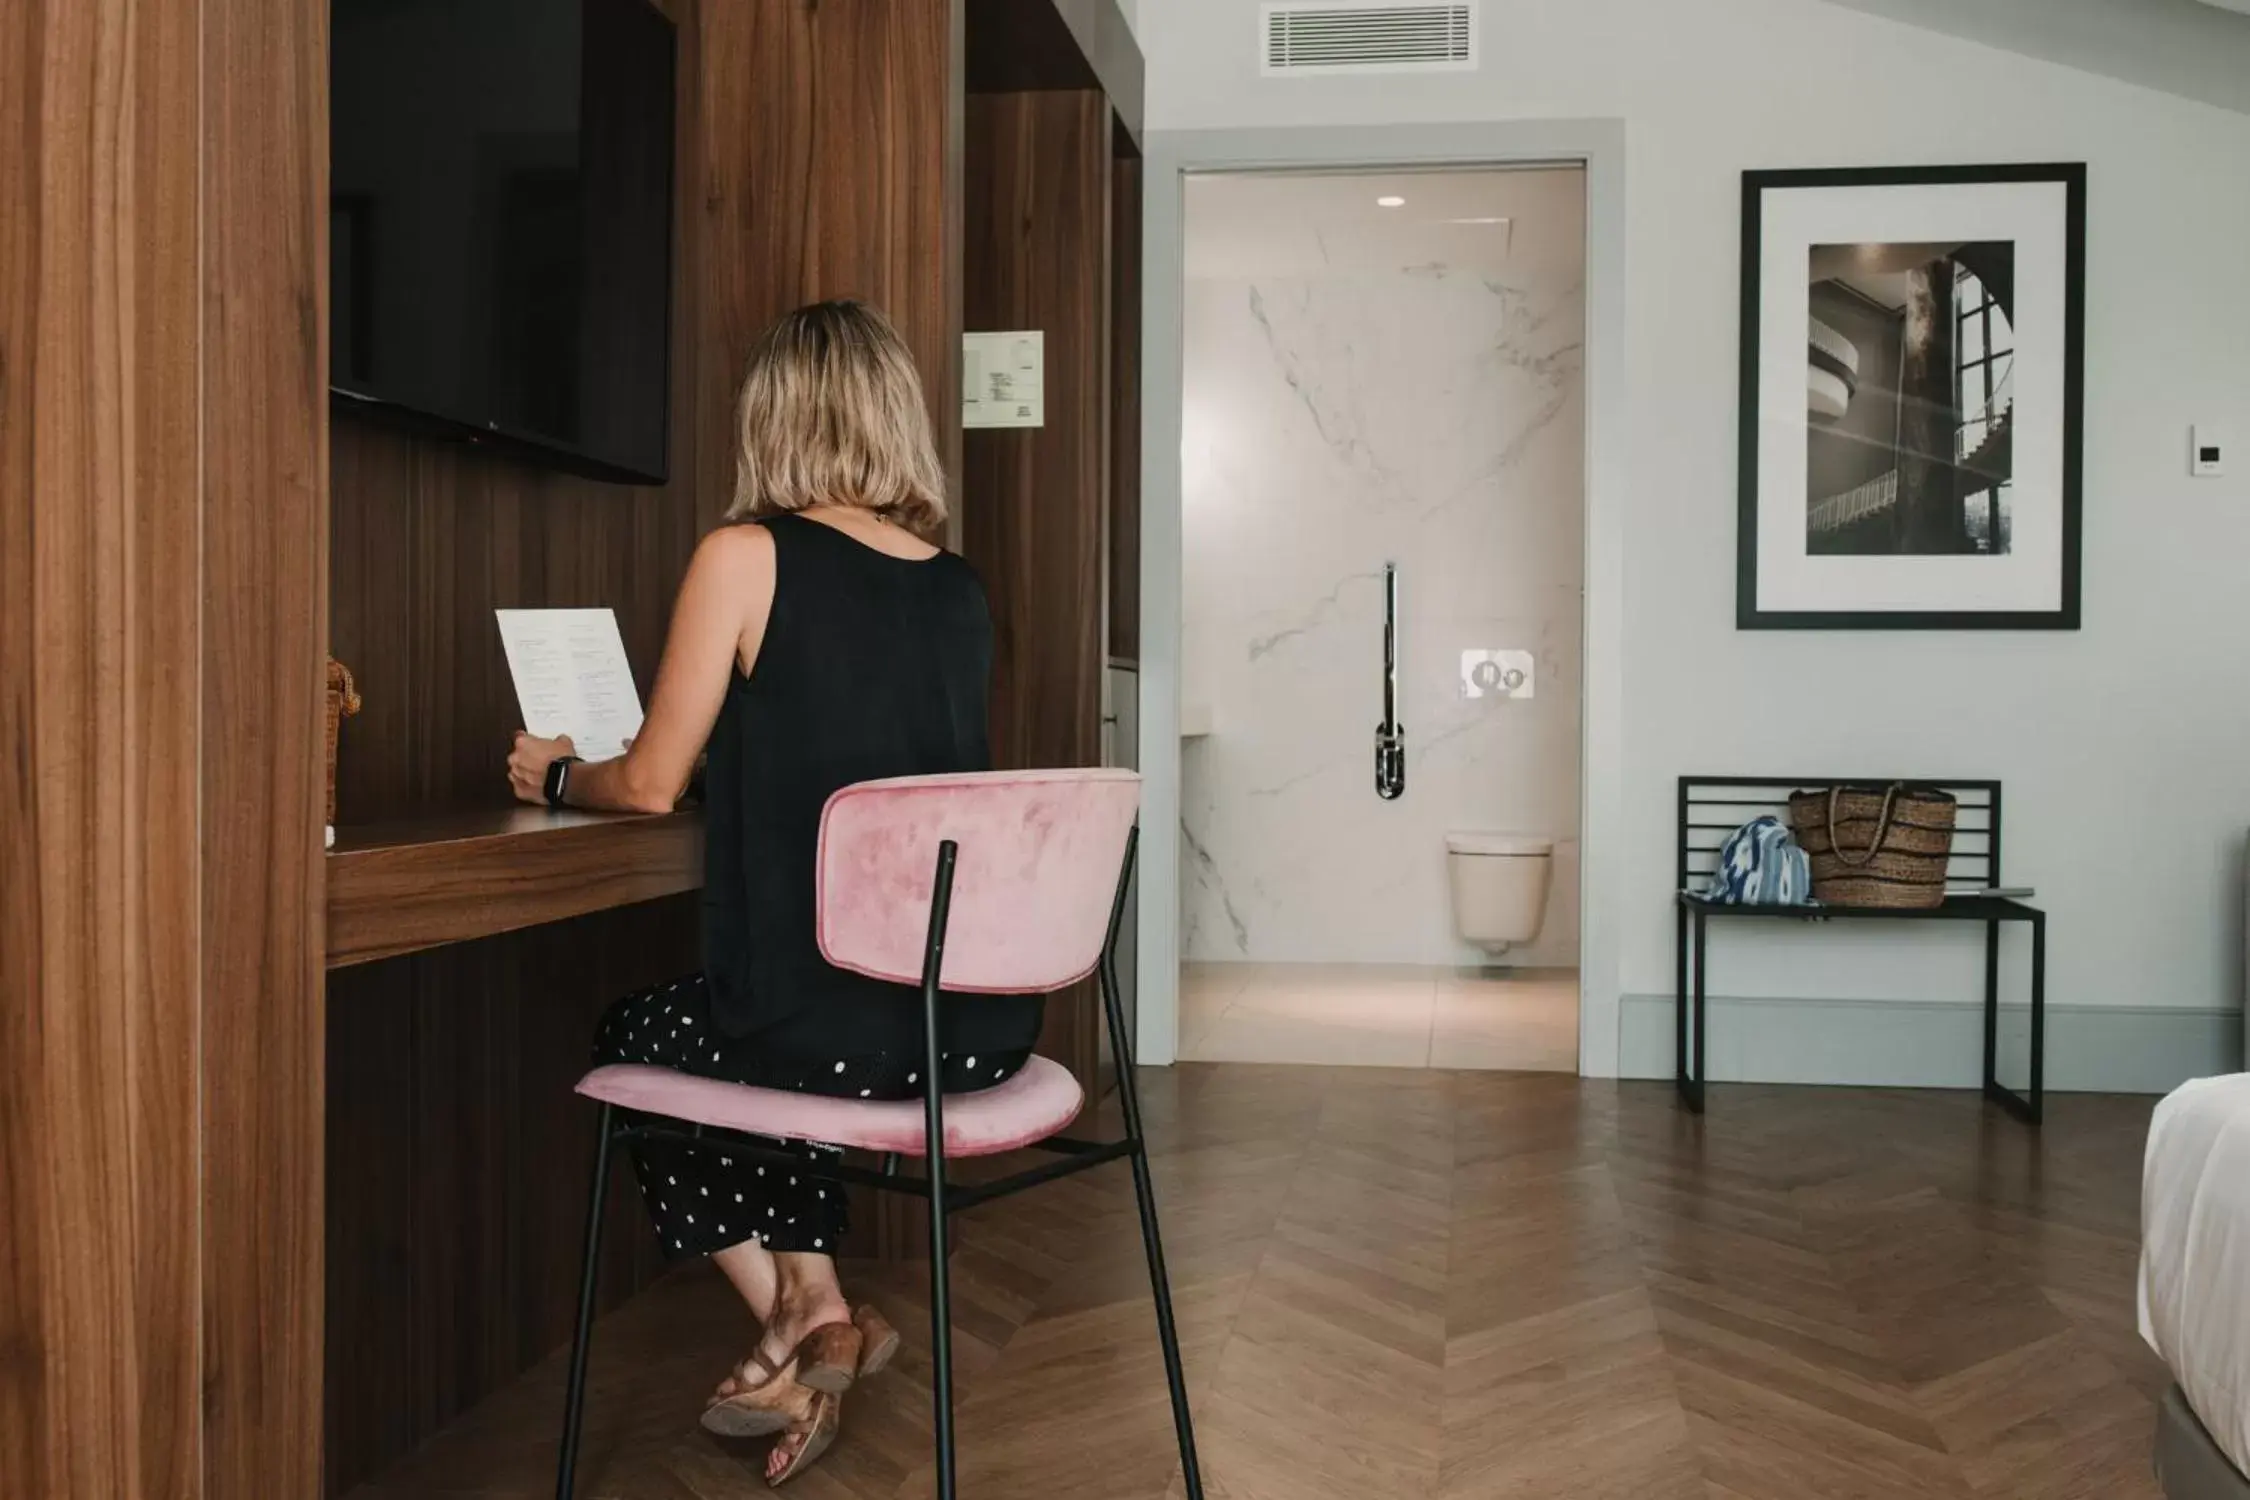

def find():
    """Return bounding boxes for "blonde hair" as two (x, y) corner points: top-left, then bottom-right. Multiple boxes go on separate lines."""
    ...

(727, 300), (947, 532)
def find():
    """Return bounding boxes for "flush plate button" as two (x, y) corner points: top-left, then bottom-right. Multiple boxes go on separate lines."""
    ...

(1461, 649), (1533, 700)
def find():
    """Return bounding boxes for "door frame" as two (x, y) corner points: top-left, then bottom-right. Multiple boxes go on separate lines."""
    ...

(1135, 119), (1629, 1076)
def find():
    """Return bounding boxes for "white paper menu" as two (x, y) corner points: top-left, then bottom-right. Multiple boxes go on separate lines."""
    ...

(494, 608), (645, 762)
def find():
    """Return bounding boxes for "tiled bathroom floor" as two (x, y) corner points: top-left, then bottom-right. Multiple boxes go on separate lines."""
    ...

(1177, 962), (1578, 1072)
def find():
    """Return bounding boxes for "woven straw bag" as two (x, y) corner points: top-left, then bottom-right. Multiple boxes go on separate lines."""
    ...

(324, 658), (362, 825)
(1786, 784), (1956, 909)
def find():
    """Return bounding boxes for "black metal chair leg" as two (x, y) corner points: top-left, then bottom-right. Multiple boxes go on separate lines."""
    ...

(1125, 1132), (1205, 1498)
(555, 1103), (615, 1500)
(925, 1181), (958, 1500)
(1096, 832), (1206, 1499)
(918, 842), (961, 1500)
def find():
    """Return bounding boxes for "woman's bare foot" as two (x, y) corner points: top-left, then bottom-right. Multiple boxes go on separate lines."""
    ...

(707, 1244), (855, 1406)
(750, 1256), (852, 1386)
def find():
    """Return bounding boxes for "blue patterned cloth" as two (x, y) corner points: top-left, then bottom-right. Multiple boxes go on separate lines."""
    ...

(1699, 816), (1812, 906)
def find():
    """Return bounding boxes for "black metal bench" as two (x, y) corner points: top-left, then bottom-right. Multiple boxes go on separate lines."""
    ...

(1675, 776), (2046, 1124)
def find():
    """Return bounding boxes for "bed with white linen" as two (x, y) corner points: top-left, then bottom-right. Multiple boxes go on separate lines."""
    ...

(2142, 1073), (2250, 1500)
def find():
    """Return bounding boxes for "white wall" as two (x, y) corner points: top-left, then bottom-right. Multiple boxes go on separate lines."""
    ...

(1820, 0), (2250, 116)
(1180, 169), (1585, 968)
(1140, 0), (2250, 1081)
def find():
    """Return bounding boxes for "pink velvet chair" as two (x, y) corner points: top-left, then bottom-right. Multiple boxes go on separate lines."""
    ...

(555, 768), (1203, 1500)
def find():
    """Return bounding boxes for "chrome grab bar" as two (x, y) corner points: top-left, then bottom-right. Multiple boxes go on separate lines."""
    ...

(1375, 561), (1405, 800)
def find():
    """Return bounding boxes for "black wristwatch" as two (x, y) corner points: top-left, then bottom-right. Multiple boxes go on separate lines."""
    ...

(543, 755), (582, 808)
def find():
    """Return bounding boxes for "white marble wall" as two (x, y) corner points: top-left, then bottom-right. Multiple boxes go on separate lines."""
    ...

(1181, 193), (1585, 967)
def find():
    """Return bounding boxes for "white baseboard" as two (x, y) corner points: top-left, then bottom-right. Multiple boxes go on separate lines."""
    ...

(1617, 992), (2244, 1096)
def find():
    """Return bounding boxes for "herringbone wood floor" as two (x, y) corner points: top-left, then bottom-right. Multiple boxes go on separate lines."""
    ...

(347, 1067), (2166, 1499)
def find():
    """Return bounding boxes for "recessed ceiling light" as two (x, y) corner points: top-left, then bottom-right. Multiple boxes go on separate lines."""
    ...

(1376, 195), (1406, 208)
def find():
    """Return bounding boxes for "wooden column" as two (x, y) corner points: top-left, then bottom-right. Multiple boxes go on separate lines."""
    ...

(1, 0), (327, 1494)
(201, 0), (330, 1490)
(963, 88), (1114, 1089)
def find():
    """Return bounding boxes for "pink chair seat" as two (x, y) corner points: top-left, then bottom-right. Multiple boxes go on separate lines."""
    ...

(574, 1057), (1086, 1159)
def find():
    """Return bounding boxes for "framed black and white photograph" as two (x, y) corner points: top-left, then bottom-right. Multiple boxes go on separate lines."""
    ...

(1737, 164), (2085, 629)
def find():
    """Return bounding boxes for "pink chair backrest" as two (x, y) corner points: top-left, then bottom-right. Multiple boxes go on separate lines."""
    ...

(816, 769), (1142, 994)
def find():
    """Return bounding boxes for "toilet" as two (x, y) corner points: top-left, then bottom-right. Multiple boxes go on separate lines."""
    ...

(1446, 832), (1554, 957)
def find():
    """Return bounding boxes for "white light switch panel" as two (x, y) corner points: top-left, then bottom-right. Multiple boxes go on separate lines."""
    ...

(1461, 649), (1534, 700)
(2192, 425), (2226, 478)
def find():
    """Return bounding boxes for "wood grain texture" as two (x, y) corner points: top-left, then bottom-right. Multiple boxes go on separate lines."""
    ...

(1107, 149), (1142, 667)
(695, 0), (965, 532)
(326, 809), (706, 968)
(966, 0), (1144, 144)
(325, 903), (694, 1496)
(963, 89), (1113, 1095)
(333, 1069), (2172, 1500)
(199, 0), (331, 1493)
(0, 3), (205, 1496)
(327, 416), (705, 826)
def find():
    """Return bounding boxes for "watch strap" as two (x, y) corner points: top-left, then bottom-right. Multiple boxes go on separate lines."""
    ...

(544, 754), (581, 808)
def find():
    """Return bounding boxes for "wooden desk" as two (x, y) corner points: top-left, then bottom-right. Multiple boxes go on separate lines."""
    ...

(325, 807), (703, 969)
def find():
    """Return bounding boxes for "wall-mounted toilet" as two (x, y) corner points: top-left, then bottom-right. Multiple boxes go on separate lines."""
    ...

(1446, 832), (1554, 958)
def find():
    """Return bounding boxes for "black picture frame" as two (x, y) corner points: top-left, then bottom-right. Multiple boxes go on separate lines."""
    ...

(1737, 163), (2086, 630)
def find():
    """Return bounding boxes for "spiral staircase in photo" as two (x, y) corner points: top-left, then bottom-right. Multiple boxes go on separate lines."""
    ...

(1806, 403), (2013, 540)
(1805, 300), (2013, 550)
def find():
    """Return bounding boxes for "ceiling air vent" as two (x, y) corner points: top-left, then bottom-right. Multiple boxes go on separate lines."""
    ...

(1261, 2), (1477, 76)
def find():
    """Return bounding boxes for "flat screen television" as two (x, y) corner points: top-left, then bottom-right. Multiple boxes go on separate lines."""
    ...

(330, 0), (676, 484)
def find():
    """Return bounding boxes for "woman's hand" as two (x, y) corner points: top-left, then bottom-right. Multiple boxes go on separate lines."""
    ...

(496, 526), (769, 816)
(508, 731), (577, 805)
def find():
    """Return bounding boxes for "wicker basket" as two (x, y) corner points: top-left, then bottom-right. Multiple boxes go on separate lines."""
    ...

(324, 658), (361, 826)
(1787, 784), (1956, 909)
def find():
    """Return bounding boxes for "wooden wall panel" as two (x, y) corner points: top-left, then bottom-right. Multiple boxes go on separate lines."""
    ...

(963, 89), (1112, 1091)
(327, 417), (704, 824)
(1108, 150), (1142, 666)
(696, 0), (965, 535)
(966, 0), (1144, 143)
(323, 902), (691, 1496)
(5, 0), (335, 1492)
(0, 4), (206, 1496)
(199, 1), (331, 1490)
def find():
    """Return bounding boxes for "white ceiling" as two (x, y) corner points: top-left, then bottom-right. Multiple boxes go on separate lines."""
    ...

(2198, 0), (2250, 14)
(1183, 166), (1586, 280)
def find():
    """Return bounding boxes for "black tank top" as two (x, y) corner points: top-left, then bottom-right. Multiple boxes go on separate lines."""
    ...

(701, 513), (1042, 1055)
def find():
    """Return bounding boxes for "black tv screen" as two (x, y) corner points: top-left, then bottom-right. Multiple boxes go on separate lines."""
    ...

(331, 0), (676, 484)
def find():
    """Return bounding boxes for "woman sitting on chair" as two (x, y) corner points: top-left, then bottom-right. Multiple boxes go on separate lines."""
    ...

(506, 300), (1040, 1485)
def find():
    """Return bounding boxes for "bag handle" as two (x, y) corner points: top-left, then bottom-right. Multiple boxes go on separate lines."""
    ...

(1826, 783), (1900, 868)
(327, 657), (362, 717)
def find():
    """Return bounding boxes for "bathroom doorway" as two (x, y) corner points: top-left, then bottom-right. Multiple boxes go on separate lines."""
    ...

(1171, 164), (1587, 1072)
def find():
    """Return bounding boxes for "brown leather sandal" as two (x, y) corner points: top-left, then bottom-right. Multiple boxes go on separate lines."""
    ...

(853, 1304), (901, 1379)
(790, 1320), (865, 1396)
(699, 1350), (800, 1439)
(765, 1388), (840, 1488)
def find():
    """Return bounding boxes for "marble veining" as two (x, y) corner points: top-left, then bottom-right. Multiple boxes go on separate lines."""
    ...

(1182, 203), (1587, 968)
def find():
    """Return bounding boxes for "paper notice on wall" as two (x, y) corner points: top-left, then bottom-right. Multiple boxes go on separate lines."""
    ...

(962, 330), (1045, 428)
(494, 608), (645, 762)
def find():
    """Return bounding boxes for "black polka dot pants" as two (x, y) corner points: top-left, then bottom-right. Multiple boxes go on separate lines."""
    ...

(592, 975), (1031, 1259)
